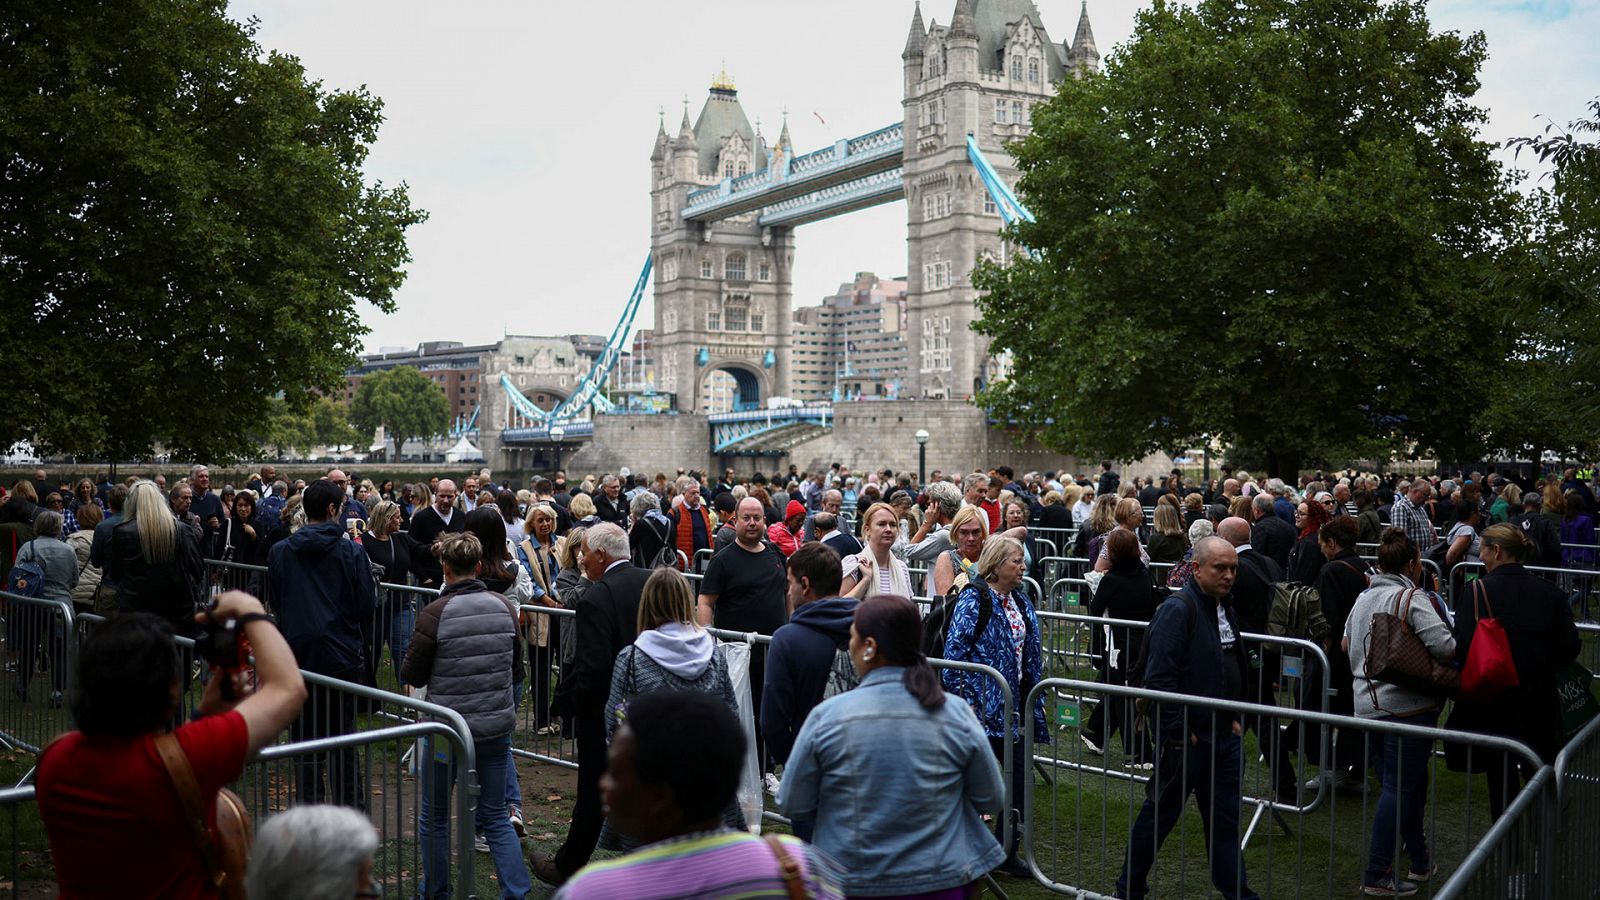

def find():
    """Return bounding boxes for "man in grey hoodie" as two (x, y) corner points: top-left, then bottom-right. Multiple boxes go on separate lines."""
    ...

(762, 542), (856, 839)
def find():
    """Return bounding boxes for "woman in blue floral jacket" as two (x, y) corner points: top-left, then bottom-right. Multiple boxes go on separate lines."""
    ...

(941, 534), (1049, 877)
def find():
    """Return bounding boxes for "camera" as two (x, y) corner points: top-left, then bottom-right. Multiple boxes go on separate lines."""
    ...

(194, 612), (249, 671)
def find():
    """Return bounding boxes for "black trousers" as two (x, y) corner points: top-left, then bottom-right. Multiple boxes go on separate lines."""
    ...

(1246, 650), (1299, 794)
(554, 712), (607, 876)
(528, 620), (559, 728)
(290, 669), (366, 810)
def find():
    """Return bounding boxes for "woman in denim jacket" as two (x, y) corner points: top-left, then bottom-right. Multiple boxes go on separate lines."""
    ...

(779, 595), (1004, 899)
(941, 535), (1049, 877)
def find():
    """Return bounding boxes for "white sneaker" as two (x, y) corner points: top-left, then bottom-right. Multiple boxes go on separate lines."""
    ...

(508, 806), (525, 837)
(763, 773), (782, 796)
(1080, 733), (1104, 756)
(474, 833), (490, 853)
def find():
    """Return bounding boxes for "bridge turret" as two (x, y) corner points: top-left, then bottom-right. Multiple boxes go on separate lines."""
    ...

(946, 0), (979, 80)
(1066, 1), (1100, 75)
(903, 2), (927, 60)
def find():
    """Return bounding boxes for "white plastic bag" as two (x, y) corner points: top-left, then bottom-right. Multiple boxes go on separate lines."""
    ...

(718, 639), (763, 833)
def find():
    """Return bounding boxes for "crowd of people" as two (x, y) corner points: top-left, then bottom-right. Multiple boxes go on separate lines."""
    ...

(2, 458), (1597, 898)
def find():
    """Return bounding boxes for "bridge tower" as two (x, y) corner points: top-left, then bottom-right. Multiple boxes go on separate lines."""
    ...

(902, 0), (1098, 399)
(650, 73), (794, 413)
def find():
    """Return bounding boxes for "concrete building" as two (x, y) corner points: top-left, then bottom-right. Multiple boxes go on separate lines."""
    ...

(902, 0), (1098, 399)
(344, 341), (491, 425)
(791, 272), (911, 403)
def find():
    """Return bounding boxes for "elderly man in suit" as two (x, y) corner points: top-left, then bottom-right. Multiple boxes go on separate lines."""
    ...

(532, 522), (650, 887)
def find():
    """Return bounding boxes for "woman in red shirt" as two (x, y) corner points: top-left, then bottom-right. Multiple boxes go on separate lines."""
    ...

(37, 591), (306, 898)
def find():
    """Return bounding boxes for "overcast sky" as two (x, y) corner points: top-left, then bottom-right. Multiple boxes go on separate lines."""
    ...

(228, 0), (1598, 354)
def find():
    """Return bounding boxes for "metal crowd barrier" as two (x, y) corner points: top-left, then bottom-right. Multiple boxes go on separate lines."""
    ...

(1552, 709), (1600, 898)
(693, 548), (713, 573)
(0, 593), (75, 758)
(514, 604), (578, 771)
(0, 784), (37, 899)
(205, 558), (270, 598)
(237, 720), (478, 900)
(1022, 677), (1552, 900)
(1435, 766), (1557, 900)
(1448, 561), (1600, 678)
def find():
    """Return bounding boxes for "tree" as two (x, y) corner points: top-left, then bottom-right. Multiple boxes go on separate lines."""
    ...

(349, 367), (450, 460)
(311, 396), (362, 453)
(1480, 98), (1600, 463)
(0, 0), (426, 463)
(972, 0), (1520, 478)
(246, 396), (315, 459)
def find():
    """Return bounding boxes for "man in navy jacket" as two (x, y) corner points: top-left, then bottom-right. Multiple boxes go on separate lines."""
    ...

(267, 478), (377, 809)
(1115, 537), (1259, 900)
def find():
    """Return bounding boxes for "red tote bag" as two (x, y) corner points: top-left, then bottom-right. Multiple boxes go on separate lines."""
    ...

(1459, 580), (1519, 702)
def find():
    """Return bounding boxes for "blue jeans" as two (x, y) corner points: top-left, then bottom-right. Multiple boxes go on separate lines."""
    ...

(381, 604), (417, 682)
(1364, 711), (1438, 884)
(1117, 733), (1259, 900)
(419, 733), (530, 899)
(504, 679), (524, 811)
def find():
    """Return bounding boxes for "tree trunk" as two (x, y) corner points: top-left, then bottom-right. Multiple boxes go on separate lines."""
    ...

(1266, 448), (1303, 483)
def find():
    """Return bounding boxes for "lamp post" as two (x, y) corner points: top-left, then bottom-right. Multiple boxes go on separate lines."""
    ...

(915, 429), (930, 486)
(549, 424), (565, 475)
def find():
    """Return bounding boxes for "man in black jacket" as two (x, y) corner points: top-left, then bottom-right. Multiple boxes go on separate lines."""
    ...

(1115, 537), (1260, 900)
(1249, 494), (1297, 572)
(533, 522), (650, 886)
(406, 480), (465, 589)
(1308, 517), (1371, 791)
(593, 475), (628, 528)
(761, 542), (855, 840)
(266, 479), (376, 809)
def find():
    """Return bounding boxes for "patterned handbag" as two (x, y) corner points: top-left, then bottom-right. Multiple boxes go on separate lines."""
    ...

(1364, 586), (1459, 703)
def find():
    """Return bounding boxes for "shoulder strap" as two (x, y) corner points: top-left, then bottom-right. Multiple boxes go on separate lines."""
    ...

(152, 733), (225, 887)
(1474, 578), (1494, 620)
(763, 834), (807, 900)
(1336, 557), (1371, 586)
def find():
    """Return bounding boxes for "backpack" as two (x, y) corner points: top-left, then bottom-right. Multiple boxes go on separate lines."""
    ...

(822, 646), (860, 699)
(638, 518), (677, 569)
(1127, 589), (1198, 689)
(923, 551), (994, 659)
(8, 539), (45, 599)
(1518, 514), (1562, 568)
(1266, 582), (1330, 642)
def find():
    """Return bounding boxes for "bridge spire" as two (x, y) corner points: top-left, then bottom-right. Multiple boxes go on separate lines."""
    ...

(676, 95), (695, 142)
(902, 1), (927, 59)
(1067, 1), (1101, 74)
(949, 0), (978, 40)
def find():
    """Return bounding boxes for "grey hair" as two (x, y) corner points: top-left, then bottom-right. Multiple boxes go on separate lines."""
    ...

(245, 805), (377, 900)
(1187, 518), (1214, 545)
(926, 480), (962, 519)
(272, 480), (288, 496)
(676, 474), (700, 492)
(1252, 493), (1275, 515)
(601, 474), (619, 487)
(961, 472), (988, 494)
(812, 511), (838, 534)
(34, 510), (63, 539)
(190, 464), (209, 477)
(630, 491), (660, 517)
(585, 522), (629, 562)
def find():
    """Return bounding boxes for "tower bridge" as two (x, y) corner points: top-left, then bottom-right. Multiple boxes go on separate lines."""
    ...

(475, 0), (1101, 474)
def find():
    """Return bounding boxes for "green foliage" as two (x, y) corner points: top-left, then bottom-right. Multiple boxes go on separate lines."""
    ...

(311, 396), (362, 451)
(0, 0), (426, 463)
(972, 0), (1520, 477)
(350, 367), (450, 459)
(1480, 98), (1600, 460)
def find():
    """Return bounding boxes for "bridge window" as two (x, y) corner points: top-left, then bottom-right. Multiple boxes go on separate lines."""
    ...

(758, 260), (771, 281)
(737, 161), (748, 176)
(995, 99), (1008, 124)
(725, 253), (747, 281)
(1028, 58), (1039, 82)
(661, 256), (678, 281)
(1011, 56), (1023, 80)
(723, 160), (734, 179)
(701, 257), (713, 279)
(1014, 100), (1026, 123)
(723, 296), (749, 332)
(707, 311), (721, 330)
(984, 194), (997, 215)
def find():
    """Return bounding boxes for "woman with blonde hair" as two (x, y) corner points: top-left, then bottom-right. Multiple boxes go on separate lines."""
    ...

(568, 491), (598, 525)
(600, 566), (744, 850)
(1072, 493), (1118, 559)
(932, 504), (990, 596)
(104, 480), (203, 634)
(1147, 502), (1188, 564)
(517, 504), (565, 734)
(1093, 498), (1150, 573)
(361, 499), (416, 681)
(553, 525), (590, 673)
(841, 502), (915, 599)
